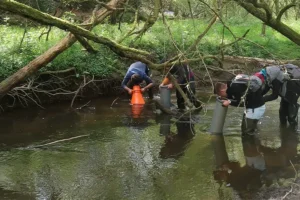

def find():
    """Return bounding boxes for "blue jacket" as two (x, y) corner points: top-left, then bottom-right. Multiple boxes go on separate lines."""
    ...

(121, 62), (152, 88)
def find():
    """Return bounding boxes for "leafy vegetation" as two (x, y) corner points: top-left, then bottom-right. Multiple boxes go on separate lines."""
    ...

(1, 15), (300, 79)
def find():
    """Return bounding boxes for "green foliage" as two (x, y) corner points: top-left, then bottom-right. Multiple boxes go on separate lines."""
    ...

(1, 15), (300, 79)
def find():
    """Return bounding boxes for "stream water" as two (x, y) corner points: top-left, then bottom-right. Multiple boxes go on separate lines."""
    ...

(0, 94), (299, 200)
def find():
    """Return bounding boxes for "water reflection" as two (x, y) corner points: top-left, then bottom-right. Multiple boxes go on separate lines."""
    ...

(213, 126), (300, 192)
(1, 97), (300, 199)
(157, 114), (195, 159)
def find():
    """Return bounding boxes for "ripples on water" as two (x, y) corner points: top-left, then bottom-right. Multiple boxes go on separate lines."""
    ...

(0, 96), (299, 200)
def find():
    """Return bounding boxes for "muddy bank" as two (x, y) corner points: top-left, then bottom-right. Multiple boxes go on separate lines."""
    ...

(1, 56), (299, 112)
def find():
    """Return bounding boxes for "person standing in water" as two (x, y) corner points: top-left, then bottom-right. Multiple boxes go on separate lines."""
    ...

(262, 64), (300, 128)
(215, 71), (266, 135)
(159, 60), (201, 110)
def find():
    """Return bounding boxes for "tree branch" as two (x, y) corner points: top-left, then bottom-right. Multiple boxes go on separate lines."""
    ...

(74, 35), (98, 53)
(277, 3), (296, 22)
(234, 0), (300, 46)
(0, 0), (150, 57)
(187, 15), (217, 52)
(0, 0), (126, 96)
(130, 0), (160, 39)
(250, 0), (272, 21)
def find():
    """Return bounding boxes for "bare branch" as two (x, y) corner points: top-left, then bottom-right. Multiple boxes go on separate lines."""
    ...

(198, 0), (238, 40)
(118, 9), (139, 43)
(277, 3), (296, 22)
(130, 0), (160, 39)
(188, 16), (218, 52)
(19, 20), (27, 48)
(96, 0), (117, 11)
(39, 67), (76, 75)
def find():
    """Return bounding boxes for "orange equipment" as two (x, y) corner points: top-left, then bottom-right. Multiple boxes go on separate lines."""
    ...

(131, 85), (145, 105)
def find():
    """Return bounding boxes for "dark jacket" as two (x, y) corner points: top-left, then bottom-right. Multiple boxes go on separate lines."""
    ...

(227, 82), (265, 109)
(169, 63), (194, 84)
(262, 79), (282, 102)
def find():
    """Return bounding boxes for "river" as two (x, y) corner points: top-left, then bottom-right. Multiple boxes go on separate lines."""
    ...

(0, 94), (299, 200)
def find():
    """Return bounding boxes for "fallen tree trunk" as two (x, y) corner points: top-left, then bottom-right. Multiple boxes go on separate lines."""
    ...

(0, 0), (126, 96)
(222, 55), (300, 66)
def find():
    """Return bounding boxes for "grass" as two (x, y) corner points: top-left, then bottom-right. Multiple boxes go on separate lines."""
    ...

(0, 15), (300, 79)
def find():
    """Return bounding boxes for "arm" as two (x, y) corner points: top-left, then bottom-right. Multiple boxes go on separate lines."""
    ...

(261, 84), (270, 96)
(121, 75), (132, 94)
(141, 75), (154, 92)
(159, 77), (173, 89)
(224, 85), (244, 107)
(263, 79), (282, 102)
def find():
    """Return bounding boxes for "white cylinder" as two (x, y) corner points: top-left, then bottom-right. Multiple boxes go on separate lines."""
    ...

(210, 97), (228, 134)
(160, 86), (171, 109)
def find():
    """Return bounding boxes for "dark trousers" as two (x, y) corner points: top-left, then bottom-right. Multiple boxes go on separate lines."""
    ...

(279, 81), (299, 127)
(176, 79), (200, 109)
(127, 80), (153, 99)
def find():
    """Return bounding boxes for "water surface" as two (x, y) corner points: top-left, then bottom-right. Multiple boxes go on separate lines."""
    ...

(0, 95), (299, 200)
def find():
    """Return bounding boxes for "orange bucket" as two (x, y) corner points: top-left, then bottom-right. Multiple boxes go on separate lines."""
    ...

(131, 85), (145, 105)
(131, 104), (144, 118)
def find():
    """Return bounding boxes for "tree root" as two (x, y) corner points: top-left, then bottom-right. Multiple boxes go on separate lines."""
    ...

(0, 73), (111, 112)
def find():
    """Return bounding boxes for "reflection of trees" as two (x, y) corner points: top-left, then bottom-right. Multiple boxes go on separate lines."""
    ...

(0, 106), (82, 147)
(0, 111), (224, 200)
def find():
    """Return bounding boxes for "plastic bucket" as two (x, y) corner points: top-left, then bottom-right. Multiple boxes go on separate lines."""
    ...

(160, 86), (171, 109)
(210, 97), (228, 134)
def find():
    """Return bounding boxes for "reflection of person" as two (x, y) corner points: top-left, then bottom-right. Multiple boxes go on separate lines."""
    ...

(242, 135), (266, 171)
(262, 64), (300, 128)
(213, 125), (300, 192)
(213, 135), (264, 191)
(158, 115), (195, 159)
(121, 61), (154, 99)
(215, 72), (266, 135)
(159, 61), (201, 110)
(260, 126), (299, 169)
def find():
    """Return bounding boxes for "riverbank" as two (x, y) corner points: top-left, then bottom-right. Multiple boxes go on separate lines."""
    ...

(1, 55), (299, 112)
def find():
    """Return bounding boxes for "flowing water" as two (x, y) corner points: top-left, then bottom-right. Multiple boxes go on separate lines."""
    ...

(0, 94), (299, 200)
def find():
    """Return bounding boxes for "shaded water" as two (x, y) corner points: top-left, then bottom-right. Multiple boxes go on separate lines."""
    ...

(0, 95), (299, 200)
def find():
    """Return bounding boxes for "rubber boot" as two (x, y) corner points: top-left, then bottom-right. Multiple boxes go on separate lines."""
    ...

(279, 100), (288, 126)
(241, 117), (259, 136)
(287, 103), (299, 129)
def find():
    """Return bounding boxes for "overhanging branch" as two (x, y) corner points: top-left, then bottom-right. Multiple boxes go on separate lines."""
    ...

(277, 3), (296, 22)
(0, 0), (150, 57)
(250, 0), (272, 21)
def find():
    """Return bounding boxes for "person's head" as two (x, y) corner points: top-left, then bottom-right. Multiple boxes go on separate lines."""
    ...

(215, 82), (228, 98)
(131, 74), (143, 85)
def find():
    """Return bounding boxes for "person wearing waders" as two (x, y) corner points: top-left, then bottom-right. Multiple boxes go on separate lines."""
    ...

(262, 64), (300, 128)
(215, 72), (266, 135)
(159, 61), (201, 110)
(121, 61), (154, 99)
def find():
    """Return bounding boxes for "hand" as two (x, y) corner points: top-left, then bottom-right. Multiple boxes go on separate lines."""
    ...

(128, 89), (132, 95)
(222, 100), (231, 107)
(141, 88), (147, 93)
(167, 84), (173, 89)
